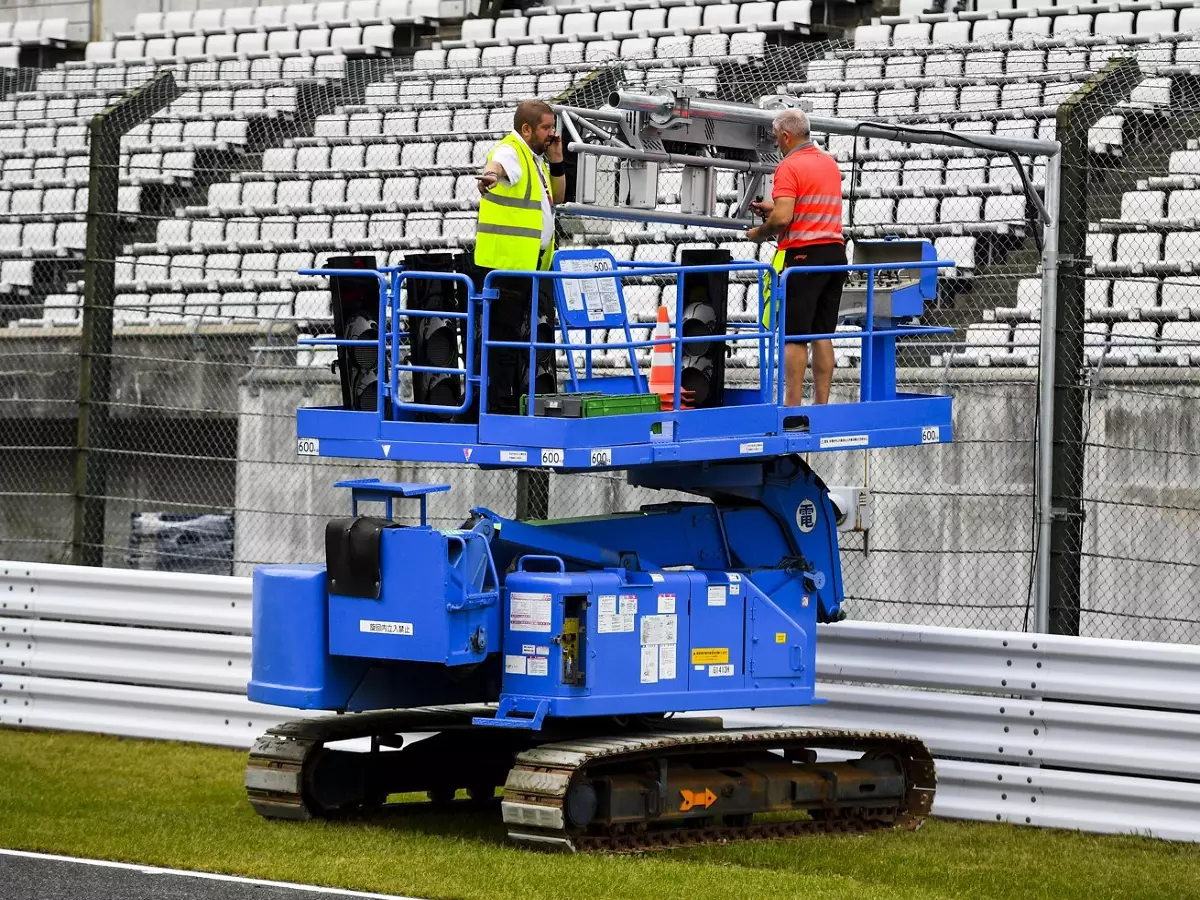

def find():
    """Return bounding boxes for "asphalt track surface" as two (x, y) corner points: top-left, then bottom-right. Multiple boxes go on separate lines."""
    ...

(0, 850), (422, 900)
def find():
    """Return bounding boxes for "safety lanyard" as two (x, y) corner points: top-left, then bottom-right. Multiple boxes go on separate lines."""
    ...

(515, 136), (548, 200)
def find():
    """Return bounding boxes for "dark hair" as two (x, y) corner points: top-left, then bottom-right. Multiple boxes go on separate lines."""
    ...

(514, 99), (554, 135)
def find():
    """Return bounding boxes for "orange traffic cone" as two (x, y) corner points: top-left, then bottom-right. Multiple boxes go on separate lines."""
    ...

(649, 304), (678, 410)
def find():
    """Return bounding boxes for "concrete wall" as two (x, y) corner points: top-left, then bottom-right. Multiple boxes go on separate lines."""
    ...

(234, 367), (1200, 642)
(234, 370), (525, 575)
(6, 349), (1195, 641)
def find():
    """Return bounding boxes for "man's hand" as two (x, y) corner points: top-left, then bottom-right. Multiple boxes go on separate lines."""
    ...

(476, 171), (499, 195)
(747, 196), (795, 243)
(545, 132), (563, 164)
(750, 198), (774, 219)
(747, 198), (774, 241)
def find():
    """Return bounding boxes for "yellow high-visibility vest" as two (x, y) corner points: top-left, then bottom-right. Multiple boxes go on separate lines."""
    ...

(474, 133), (555, 272)
(761, 248), (786, 328)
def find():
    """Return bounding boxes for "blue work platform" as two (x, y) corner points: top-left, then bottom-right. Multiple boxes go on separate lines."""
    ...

(294, 248), (955, 472)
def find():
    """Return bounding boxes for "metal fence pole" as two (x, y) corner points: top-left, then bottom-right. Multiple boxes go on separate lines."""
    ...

(72, 72), (181, 567)
(1035, 58), (1141, 634)
(1034, 147), (1061, 635)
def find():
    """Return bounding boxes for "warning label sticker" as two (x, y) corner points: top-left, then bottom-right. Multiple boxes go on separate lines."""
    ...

(509, 593), (552, 633)
(819, 434), (869, 450)
(657, 593), (676, 614)
(528, 656), (548, 677)
(640, 644), (659, 683)
(640, 614), (678, 646)
(650, 572), (665, 583)
(619, 594), (638, 616)
(598, 594), (634, 633)
(707, 584), (727, 607)
(659, 645), (677, 680)
(505, 654), (527, 675)
(691, 647), (730, 665)
(598, 613), (634, 634)
(727, 573), (741, 595)
(359, 620), (413, 636)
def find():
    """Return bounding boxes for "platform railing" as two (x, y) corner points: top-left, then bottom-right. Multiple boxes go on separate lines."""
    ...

(296, 266), (394, 419)
(388, 268), (480, 417)
(298, 257), (957, 423)
(775, 259), (957, 406)
(481, 261), (778, 415)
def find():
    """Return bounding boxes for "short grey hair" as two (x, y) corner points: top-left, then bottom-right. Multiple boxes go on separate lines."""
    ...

(773, 108), (810, 140)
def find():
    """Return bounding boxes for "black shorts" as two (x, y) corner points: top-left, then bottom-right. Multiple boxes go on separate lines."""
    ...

(781, 242), (847, 339)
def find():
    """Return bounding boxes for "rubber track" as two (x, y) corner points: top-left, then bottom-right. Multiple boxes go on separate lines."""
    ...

(501, 727), (936, 853)
(244, 705), (498, 820)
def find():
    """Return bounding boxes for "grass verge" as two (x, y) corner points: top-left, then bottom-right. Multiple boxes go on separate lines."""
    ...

(1, 729), (1198, 900)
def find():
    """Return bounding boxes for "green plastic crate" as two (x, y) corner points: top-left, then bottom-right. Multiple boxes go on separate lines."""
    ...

(519, 392), (662, 418)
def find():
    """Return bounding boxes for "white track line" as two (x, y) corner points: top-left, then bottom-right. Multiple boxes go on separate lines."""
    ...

(0, 849), (425, 899)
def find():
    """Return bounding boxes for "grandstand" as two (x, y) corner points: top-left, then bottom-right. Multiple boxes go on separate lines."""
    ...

(2, 0), (1200, 376)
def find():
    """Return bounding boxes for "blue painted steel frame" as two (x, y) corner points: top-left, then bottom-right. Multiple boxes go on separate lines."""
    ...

(295, 257), (955, 472)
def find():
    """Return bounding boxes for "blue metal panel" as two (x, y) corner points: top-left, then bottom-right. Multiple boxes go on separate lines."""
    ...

(291, 420), (954, 471)
(482, 566), (821, 728)
(482, 503), (729, 574)
(249, 563), (366, 709)
(499, 568), (697, 703)
(296, 395), (951, 471)
(328, 526), (499, 666)
(687, 571), (746, 691)
(498, 568), (576, 702)
(744, 579), (815, 687)
(477, 408), (673, 449)
(249, 562), (502, 712)
(334, 478), (449, 523)
(297, 407), (381, 441)
(719, 508), (792, 568)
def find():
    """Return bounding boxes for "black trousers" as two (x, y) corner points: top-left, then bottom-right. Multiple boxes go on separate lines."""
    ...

(468, 266), (558, 418)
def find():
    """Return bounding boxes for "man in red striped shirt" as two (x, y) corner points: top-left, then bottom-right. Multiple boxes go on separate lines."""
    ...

(747, 108), (846, 407)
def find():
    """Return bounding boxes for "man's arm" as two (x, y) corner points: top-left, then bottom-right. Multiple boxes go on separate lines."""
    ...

(747, 196), (795, 242)
(476, 160), (506, 195)
(547, 134), (566, 205)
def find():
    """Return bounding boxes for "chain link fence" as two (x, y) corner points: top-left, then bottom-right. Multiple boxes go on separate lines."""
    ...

(1, 28), (1197, 641)
(1050, 45), (1200, 643)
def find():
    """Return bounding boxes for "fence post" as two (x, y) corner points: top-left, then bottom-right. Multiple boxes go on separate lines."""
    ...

(72, 72), (181, 567)
(1037, 57), (1140, 634)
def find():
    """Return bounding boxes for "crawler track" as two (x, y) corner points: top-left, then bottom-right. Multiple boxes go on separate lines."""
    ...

(245, 706), (506, 820)
(247, 713), (935, 851)
(502, 728), (936, 852)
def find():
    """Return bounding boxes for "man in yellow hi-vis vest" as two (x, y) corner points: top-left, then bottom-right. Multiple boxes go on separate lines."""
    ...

(469, 100), (566, 417)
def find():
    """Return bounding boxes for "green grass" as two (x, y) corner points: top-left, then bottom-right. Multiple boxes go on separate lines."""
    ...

(1, 729), (1198, 900)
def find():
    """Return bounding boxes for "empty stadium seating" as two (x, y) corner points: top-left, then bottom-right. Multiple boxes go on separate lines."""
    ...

(5, 0), (1200, 372)
(0, 18), (74, 67)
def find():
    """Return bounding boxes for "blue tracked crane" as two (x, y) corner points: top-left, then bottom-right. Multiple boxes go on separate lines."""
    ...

(243, 92), (957, 850)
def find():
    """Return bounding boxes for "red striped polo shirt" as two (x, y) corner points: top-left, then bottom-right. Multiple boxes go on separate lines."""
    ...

(772, 143), (845, 250)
